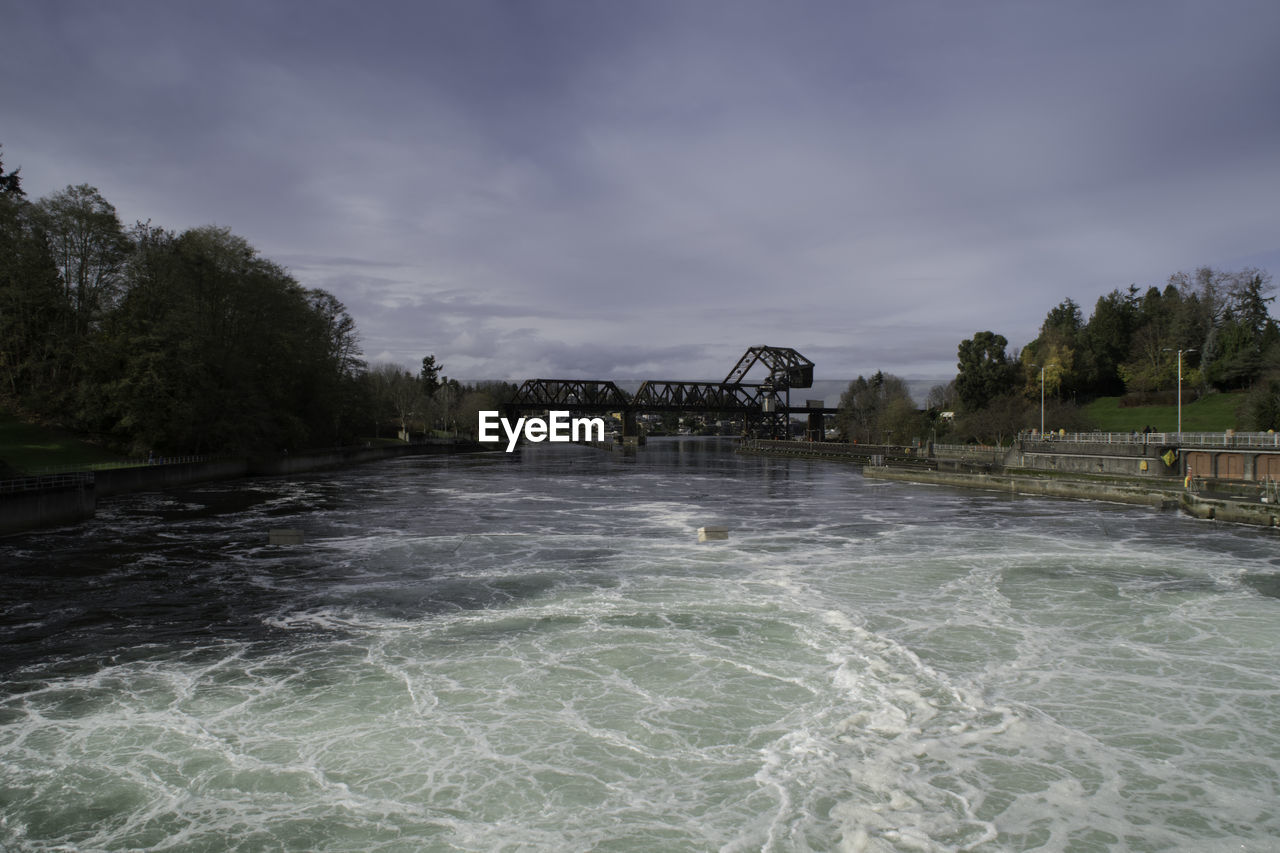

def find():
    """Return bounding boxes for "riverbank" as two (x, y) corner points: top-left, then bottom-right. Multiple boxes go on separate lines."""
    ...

(861, 462), (1280, 528)
(861, 465), (1183, 509)
(0, 439), (488, 536)
(741, 437), (1280, 529)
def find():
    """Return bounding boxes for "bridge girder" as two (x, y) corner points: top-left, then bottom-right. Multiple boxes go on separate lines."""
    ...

(510, 346), (825, 424)
(631, 381), (766, 412)
(509, 379), (631, 411)
(722, 346), (814, 390)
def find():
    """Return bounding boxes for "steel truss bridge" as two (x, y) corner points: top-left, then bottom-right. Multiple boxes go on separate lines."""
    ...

(507, 346), (837, 438)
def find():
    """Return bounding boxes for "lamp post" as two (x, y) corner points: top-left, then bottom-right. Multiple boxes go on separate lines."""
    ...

(1163, 348), (1197, 435)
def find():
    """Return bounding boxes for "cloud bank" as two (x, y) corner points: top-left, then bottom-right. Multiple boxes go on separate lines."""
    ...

(3, 0), (1277, 387)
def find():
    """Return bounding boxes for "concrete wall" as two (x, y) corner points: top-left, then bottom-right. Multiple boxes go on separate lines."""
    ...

(1180, 492), (1280, 527)
(739, 440), (923, 465)
(1010, 439), (1180, 480)
(250, 446), (404, 476)
(96, 459), (250, 498)
(864, 466), (1182, 509)
(1, 482), (96, 535)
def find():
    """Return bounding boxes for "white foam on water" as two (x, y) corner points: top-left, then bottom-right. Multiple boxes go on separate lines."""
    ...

(5, 448), (1280, 851)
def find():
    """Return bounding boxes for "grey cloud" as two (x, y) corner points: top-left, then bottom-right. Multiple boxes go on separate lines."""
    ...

(4, 0), (1278, 386)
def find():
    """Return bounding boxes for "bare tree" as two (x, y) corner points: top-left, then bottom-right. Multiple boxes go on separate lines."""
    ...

(368, 363), (425, 440)
(36, 184), (129, 337)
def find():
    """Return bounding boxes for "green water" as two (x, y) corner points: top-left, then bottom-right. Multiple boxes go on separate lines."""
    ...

(2, 439), (1277, 850)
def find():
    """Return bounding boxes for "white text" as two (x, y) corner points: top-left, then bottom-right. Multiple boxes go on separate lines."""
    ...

(478, 410), (606, 451)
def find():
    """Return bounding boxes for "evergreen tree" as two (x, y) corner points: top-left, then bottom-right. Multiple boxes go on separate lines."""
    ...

(955, 331), (1018, 412)
(420, 354), (441, 398)
(1079, 288), (1138, 397)
(1022, 298), (1084, 400)
(0, 152), (65, 404)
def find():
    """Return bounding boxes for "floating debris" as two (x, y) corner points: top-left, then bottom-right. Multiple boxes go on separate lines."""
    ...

(268, 528), (304, 545)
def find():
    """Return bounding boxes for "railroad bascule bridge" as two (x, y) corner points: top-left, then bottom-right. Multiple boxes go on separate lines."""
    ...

(506, 346), (838, 441)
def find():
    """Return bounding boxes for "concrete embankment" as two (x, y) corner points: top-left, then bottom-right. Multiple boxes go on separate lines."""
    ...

(744, 437), (1280, 528)
(1178, 492), (1280, 527)
(861, 465), (1183, 509)
(96, 459), (250, 498)
(0, 474), (97, 535)
(2, 440), (486, 536)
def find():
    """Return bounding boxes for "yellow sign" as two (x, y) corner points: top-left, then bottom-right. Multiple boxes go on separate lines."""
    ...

(1161, 449), (1177, 467)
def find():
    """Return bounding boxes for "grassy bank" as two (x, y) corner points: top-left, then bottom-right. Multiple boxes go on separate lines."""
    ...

(1084, 391), (1246, 433)
(0, 409), (442, 476)
(0, 410), (125, 475)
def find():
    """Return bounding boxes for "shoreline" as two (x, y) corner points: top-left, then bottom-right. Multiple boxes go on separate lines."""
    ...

(864, 464), (1279, 528)
(739, 439), (1279, 529)
(860, 465), (1182, 509)
(1, 439), (490, 536)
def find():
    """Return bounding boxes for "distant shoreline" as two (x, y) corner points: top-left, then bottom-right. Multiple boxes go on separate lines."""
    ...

(1, 439), (489, 537)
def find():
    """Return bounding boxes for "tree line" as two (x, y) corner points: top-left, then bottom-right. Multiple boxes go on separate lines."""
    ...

(366, 355), (518, 442)
(0, 147), (509, 457)
(10, 146), (1274, 454)
(840, 267), (1278, 444)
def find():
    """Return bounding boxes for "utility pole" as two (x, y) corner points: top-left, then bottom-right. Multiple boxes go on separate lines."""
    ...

(1163, 348), (1197, 435)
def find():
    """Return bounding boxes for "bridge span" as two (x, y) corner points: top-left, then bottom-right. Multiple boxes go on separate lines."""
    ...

(507, 346), (838, 439)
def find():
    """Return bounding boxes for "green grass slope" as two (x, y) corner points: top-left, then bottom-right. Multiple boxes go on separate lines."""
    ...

(0, 410), (125, 475)
(1084, 392), (1247, 433)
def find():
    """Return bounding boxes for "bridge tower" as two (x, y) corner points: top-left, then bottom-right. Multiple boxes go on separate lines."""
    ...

(723, 346), (815, 438)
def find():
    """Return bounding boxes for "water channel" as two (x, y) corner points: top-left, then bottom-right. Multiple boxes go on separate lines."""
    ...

(2, 438), (1277, 851)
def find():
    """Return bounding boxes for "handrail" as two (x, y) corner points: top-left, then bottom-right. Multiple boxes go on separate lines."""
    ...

(1024, 431), (1280, 449)
(0, 472), (94, 494)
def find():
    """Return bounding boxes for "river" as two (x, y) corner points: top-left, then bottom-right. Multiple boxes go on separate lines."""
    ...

(2, 438), (1278, 851)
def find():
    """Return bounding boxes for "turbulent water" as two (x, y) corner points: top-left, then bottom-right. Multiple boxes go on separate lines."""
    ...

(2, 438), (1279, 852)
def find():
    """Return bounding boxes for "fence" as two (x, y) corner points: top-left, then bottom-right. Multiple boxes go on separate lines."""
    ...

(0, 472), (94, 494)
(26, 455), (220, 476)
(932, 443), (1008, 465)
(1030, 431), (1280, 448)
(933, 443), (1004, 453)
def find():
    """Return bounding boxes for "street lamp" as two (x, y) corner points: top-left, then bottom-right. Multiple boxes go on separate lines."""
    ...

(1029, 363), (1045, 435)
(1162, 348), (1197, 435)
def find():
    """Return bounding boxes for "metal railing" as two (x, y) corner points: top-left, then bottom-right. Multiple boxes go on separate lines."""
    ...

(0, 472), (94, 494)
(25, 455), (222, 475)
(1027, 432), (1280, 448)
(931, 444), (1008, 467)
(933, 443), (1004, 454)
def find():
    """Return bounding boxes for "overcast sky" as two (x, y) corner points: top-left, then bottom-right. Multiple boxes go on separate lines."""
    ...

(3, 0), (1278, 389)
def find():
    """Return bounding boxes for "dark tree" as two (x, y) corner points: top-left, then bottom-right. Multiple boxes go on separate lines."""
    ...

(35, 184), (130, 339)
(0, 157), (64, 402)
(0, 146), (23, 197)
(420, 354), (441, 398)
(955, 331), (1018, 412)
(1079, 288), (1138, 397)
(1243, 374), (1280, 431)
(838, 371), (917, 443)
(98, 225), (365, 453)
